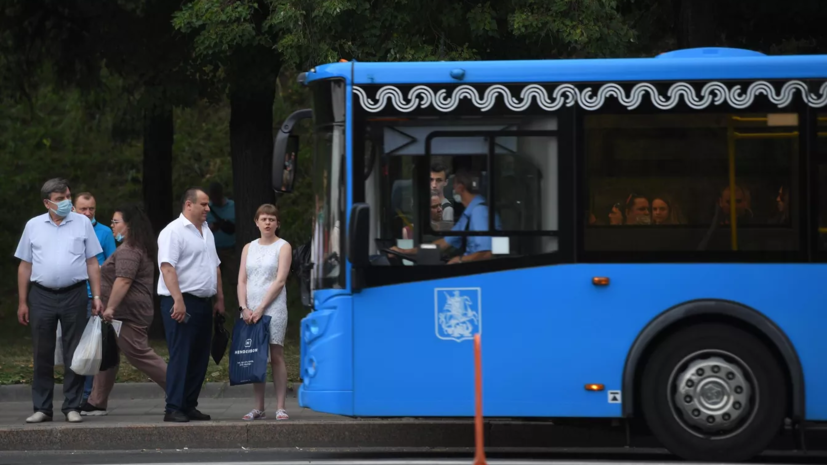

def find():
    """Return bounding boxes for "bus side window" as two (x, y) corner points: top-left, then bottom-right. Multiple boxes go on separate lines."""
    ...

(584, 112), (800, 255)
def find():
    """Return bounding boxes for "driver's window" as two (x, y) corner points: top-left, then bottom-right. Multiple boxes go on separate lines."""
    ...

(370, 117), (559, 265)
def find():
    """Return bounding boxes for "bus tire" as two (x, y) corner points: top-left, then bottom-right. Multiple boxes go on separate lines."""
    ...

(640, 323), (787, 462)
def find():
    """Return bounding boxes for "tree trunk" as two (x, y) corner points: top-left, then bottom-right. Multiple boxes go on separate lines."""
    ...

(675, 0), (719, 49)
(229, 82), (277, 254)
(142, 100), (174, 340)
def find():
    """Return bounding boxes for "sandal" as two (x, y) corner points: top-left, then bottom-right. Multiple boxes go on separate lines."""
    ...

(242, 409), (266, 421)
(276, 409), (289, 420)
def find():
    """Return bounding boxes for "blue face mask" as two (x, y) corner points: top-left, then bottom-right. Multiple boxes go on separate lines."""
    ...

(48, 199), (73, 218)
(115, 233), (124, 243)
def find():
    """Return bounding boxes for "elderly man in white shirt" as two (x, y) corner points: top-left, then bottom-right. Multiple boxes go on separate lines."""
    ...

(157, 187), (226, 423)
(15, 178), (104, 424)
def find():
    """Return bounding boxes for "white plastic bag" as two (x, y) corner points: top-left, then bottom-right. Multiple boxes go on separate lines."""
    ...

(54, 322), (63, 366)
(70, 316), (102, 376)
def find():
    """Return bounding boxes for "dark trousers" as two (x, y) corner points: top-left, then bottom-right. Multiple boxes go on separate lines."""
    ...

(161, 294), (213, 414)
(29, 284), (88, 416)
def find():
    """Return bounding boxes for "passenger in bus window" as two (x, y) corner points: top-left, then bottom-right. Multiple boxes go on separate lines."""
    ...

(770, 185), (790, 225)
(390, 168), (500, 264)
(401, 191), (452, 240)
(607, 202), (624, 225)
(652, 196), (682, 225)
(430, 163), (454, 222)
(718, 184), (753, 225)
(624, 194), (651, 225)
(430, 191), (445, 230)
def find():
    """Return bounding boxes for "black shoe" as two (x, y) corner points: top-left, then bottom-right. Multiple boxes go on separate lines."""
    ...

(80, 401), (108, 417)
(186, 409), (211, 421)
(164, 411), (190, 423)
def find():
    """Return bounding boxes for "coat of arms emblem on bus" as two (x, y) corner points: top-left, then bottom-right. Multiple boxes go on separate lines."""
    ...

(434, 288), (482, 342)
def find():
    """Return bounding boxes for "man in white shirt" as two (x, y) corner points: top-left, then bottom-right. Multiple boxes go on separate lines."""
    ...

(15, 178), (103, 424)
(157, 187), (226, 422)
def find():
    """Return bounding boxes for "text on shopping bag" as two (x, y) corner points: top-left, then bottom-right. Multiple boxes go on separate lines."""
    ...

(228, 315), (271, 386)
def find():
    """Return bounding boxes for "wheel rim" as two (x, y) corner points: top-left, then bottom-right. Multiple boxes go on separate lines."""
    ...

(668, 350), (758, 439)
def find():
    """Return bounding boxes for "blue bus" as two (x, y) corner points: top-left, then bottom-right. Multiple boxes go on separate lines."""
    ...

(271, 47), (827, 462)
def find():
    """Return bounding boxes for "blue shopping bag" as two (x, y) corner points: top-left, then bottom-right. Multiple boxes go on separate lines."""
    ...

(229, 315), (271, 386)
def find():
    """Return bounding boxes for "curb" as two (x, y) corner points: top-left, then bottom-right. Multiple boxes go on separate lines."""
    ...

(0, 382), (303, 402)
(0, 419), (815, 452)
(0, 420), (625, 451)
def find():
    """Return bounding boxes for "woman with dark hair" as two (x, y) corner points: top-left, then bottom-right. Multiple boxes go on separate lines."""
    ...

(607, 202), (625, 225)
(80, 204), (168, 416)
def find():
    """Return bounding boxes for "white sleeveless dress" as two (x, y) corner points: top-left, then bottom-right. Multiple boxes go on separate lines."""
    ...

(244, 238), (289, 345)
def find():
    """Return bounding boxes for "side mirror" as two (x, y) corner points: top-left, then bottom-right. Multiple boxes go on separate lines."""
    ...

(348, 203), (371, 268)
(272, 108), (312, 193)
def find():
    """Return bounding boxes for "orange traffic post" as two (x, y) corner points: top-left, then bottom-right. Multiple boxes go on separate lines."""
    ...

(474, 333), (487, 465)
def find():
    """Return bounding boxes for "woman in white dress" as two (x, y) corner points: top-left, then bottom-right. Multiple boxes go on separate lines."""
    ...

(237, 204), (293, 421)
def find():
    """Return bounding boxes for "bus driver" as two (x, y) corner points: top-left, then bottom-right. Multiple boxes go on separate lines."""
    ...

(389, 168), (500, 264)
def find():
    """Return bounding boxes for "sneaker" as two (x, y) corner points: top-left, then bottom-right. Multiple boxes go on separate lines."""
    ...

(66, 411), (83, 423)
(25, 412), (52, 424)
(80, 401), (108, 416)
(276, 409), (289, 421)
(242, 409), (266, 421)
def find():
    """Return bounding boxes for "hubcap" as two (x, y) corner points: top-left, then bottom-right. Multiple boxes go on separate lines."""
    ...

(670, 353), (755, 437)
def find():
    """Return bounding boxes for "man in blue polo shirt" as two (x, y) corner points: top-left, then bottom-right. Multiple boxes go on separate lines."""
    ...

(207, 182), (237, 286)
(391, 168), (501, 264)
(73, 192), (117, 401)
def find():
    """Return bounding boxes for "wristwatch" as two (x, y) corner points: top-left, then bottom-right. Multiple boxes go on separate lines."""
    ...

(93, 296), (101, 300)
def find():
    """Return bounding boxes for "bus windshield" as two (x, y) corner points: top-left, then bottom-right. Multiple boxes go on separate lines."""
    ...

(310, 79), (346, 290)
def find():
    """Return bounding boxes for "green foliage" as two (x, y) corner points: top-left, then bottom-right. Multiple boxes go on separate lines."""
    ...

(0, 71), (142, 296)
(508, 0), (634, 57)
(174, 0), (274, 59)
(173, 0), (639, 74)
(0, 70), (233, 295)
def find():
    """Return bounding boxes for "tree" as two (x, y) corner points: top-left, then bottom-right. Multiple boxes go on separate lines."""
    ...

(0, 0), (207, 338)
(266, 0), (635, 67)
(174, 0), (282, 255)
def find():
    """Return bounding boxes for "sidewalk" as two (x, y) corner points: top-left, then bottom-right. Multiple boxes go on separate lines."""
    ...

(0, 383), (479, 451)
(0, 393), (340, 426)
(0, 382), (305, 402)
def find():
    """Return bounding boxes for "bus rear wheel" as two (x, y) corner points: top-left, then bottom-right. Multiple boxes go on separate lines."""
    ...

(640, 323), (787, 462)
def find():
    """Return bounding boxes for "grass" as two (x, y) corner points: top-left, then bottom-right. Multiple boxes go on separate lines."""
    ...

(0, 280), (305, 386)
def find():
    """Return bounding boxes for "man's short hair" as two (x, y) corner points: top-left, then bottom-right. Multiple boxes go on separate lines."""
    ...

(41, 178), (71, 200)
(209, 181), (224, 196)
(181, 187), (204, 209)
(74, 192), (94, 203)
(430, 163), (448, 176)
(453, 168), (481, 194)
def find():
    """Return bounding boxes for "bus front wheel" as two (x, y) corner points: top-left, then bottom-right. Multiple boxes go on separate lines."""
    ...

(640, 323), (787, 462)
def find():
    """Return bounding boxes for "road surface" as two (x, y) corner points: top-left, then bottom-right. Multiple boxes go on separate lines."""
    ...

(0, 448), (824, 465)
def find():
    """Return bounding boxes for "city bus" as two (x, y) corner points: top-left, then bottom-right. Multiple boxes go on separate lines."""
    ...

(271, 47), (827, 462)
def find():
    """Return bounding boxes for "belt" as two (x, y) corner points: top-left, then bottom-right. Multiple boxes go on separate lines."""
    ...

(161, 293), (213, 302)
(32, 281), (85, 294)
(184, 293), (213, 302)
